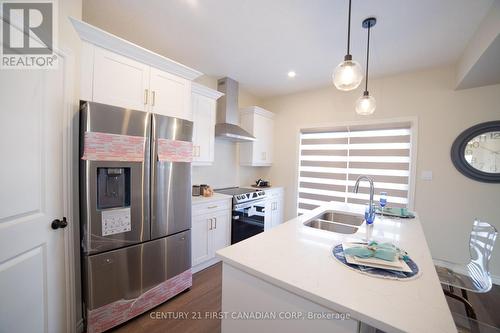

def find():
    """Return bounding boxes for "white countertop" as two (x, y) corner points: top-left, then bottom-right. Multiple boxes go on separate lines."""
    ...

(216, 202), (456, 333)
(191, 192), (232, 204)
(241, 185), (283, 191)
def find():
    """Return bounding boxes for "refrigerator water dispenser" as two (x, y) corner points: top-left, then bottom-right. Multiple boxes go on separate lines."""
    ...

(97, 167), (131, 209)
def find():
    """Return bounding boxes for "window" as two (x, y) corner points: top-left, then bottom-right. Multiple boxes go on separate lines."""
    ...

(297, 123), (414, 214)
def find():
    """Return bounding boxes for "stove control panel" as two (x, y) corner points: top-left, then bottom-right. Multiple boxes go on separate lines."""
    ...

(234, 190), (266, 204)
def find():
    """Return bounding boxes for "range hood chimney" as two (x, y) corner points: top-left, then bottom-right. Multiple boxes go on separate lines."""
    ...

(215, 77), (256, 142)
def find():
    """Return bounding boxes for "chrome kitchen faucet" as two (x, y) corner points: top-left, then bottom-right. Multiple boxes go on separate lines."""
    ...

(353, 175), (375, 219)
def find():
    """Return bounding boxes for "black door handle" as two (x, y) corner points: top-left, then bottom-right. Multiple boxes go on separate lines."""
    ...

(51, 217), (68, 230)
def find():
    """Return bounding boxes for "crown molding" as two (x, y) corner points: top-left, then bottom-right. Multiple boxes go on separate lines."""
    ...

(70, 17), (203, 81)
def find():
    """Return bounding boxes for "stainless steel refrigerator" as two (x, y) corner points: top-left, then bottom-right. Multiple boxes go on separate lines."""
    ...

(79, 101), (193, 333)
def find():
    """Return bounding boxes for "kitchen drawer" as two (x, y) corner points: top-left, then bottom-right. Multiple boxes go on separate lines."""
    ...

(192, 199), (231, 216)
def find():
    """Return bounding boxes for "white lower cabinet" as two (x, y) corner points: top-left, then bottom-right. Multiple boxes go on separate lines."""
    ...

(264, 188), (284, 230)
(192, 213), (212, 266)
(192, 199), (231, 272)
(211, 210), (231, 253)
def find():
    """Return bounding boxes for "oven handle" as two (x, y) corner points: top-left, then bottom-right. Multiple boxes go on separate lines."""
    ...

(234, 199), (267, 211)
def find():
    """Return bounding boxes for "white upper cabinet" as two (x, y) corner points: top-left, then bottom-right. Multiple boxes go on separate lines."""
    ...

(92, 46), (150, 112)
(239, 106), (275, 166)
(73, 18), (202, 121)
(83, 44), (193, 120)
(191, 83), (224, 165)
(149, 67), (192, 120)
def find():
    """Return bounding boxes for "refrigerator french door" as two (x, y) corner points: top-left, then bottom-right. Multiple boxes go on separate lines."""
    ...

(151, 113), (193, 239)
(80, 101), (193, 333)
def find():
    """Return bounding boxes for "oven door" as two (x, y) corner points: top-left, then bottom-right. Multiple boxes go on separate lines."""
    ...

(231, 199), (266, 244)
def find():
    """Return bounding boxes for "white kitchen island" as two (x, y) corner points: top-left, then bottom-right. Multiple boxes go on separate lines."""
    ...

(216, 202), (457, 333)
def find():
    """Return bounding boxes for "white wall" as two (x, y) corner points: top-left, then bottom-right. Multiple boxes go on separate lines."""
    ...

(260, 66), (500, 278)
(192, 75), (269, 189)
(456, 0), (500, 89)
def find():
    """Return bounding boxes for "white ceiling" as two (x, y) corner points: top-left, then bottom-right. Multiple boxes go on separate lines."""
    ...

(82, 0), (494, 97)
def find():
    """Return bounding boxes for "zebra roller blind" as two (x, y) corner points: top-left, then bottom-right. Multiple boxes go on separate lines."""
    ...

(298, 123), (413, 214)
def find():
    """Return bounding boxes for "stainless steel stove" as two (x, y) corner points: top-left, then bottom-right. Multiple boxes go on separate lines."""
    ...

(215, 187), (267, 204)
(214, 187), (267, 244)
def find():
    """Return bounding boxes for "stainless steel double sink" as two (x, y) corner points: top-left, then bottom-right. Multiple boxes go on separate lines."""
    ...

(304, 211), (364, 234)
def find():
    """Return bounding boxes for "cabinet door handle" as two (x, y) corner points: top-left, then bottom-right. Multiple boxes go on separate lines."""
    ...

(152, 90), (156, 106)
(207, 205), (218, 209)
(214, 217), (217, 229)
(144, 89), (149, 105)
(208, 218), (213, 230)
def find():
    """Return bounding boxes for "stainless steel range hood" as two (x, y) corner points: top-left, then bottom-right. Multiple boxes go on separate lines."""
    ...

(215, 77), (256, 142)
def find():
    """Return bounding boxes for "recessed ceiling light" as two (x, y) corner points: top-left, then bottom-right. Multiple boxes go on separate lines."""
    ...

(288, 71), (296, 78)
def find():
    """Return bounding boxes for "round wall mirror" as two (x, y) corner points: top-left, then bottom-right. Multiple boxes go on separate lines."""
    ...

(451, 121), (500, 183)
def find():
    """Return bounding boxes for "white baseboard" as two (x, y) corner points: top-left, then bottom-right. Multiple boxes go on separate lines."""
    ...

(191, 258), (221, 274)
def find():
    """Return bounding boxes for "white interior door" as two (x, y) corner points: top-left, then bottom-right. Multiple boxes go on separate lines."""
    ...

(0, 58), (68, 332)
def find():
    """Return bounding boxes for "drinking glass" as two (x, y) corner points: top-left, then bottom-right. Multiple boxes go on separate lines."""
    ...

(379, 192), (388, 220)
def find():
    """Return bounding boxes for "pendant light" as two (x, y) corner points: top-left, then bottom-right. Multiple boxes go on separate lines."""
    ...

(355, 17), (377, 116)
(332, 0), (363, 91)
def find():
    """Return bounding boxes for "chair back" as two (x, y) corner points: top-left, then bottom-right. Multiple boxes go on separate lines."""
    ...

(468, 219), (498, 291)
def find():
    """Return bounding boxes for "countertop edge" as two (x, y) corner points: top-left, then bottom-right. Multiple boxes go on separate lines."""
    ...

(191, 193), (232, 205)
(216, 251), (404, 333)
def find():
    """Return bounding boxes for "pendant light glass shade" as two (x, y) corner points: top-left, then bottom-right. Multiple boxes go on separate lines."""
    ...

(333, 0), (362, 91)
(332, 58), (363, 91)
(355, 92), (376, 115)
(356, 17), (377, 116)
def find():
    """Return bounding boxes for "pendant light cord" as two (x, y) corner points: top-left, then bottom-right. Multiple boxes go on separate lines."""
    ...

(365, 22), (371, 92)
(346, 0), (352, 55)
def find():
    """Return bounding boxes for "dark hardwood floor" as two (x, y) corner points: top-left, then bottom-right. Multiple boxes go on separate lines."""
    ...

(108, 261), (500, 333)
(110, 263), (222, 333)
(445, 284), (500, 331)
